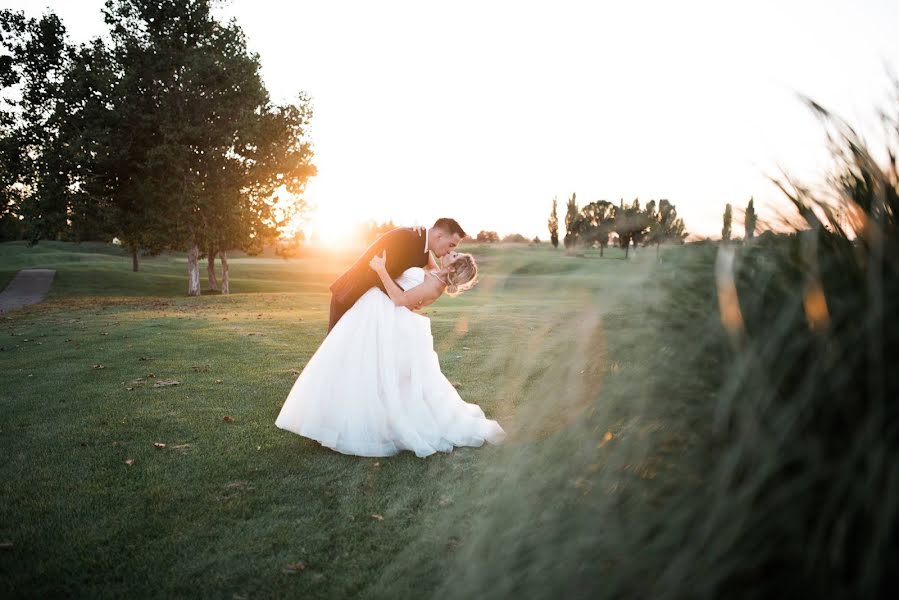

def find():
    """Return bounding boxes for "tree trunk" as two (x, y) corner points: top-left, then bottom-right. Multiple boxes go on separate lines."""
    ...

(220, 251), (230, 295)
(131, 247), (139, 272)
(207, 248), (219, 291)
(599, 244), (604, 257)
(624, 241), (630, 259)
(187, 244), (201, 296)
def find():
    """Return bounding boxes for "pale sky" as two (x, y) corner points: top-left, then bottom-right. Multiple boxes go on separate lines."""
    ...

(5, 0), (899, 241)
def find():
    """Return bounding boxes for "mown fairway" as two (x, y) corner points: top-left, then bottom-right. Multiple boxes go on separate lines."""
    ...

(0, 241), (715, 598)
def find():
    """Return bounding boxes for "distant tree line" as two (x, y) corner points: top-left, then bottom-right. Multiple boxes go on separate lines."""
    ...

(550, 193), (687, 259)
(0, 1), (315, 295)
(471, 231), (535, 244)
(361, 220), (397, 246)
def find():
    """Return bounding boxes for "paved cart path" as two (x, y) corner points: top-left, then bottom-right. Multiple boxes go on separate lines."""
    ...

(0, 269), (56, 314)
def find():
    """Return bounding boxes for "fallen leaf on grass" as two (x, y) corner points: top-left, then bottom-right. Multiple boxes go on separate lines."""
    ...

(153, 379), (179, 387)
(138, 356), (154, 362)
(599, 431), (614, 448)
(191, 364), (211, 373)
(283, 561), (306, 573)
(447, 537), (462, 550)
(370, 514), (384, 521)
(153, 442), (166, 449)
(125, 458), (135, 466)
(170, 443), (191, 451)
(451, 382), (463, 389)
(222, 415), (235, 423)
(285, 369), (301, 376)
(214, 379), (223, 384)
(91, 364), (105, 369)
(246, 332), (265, 337)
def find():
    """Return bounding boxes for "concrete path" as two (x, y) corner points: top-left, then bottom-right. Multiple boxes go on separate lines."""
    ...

(0, 269), (56, 314)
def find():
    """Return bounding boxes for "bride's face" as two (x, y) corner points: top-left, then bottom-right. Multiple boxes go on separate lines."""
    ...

(441, 251), (461, 269)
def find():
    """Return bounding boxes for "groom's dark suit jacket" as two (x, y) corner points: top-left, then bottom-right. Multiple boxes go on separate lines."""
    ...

(328, 227), (430, 332)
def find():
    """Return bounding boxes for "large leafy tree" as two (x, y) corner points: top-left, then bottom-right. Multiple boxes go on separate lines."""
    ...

(0, 10), (72, 243)
(62, 0), (315, 288)
(578, 200), (616, 256)
(614, 198), (651, 258)
(644, 198), (687, 260)
(614, 198), (651, 259)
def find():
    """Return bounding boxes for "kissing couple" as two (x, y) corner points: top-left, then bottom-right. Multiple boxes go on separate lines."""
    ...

(275, 218), (506, 457)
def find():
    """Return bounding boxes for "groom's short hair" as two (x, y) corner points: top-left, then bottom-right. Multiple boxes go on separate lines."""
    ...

(433, 218), (467, 238)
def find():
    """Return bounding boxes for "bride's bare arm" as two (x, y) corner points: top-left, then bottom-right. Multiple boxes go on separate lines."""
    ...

(369, 252), (439, 309)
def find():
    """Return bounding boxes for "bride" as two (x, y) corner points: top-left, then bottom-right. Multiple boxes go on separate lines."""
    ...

(275, 249), (506, 457)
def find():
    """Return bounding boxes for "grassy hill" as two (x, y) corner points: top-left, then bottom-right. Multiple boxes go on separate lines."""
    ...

(3, 236), (892, 598)
(2, 240), (708, 597)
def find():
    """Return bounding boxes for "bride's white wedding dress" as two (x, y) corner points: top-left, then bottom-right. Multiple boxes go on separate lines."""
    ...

(275, 267), (506, 457)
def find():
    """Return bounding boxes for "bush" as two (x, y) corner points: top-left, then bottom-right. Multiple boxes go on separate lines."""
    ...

(501, 233), (529, 243)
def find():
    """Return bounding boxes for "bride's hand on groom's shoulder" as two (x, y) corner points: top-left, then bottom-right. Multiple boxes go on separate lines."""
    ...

(369, 250), (387, 272)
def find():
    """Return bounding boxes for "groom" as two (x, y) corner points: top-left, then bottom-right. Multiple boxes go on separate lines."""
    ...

(328, 218), (467, 332)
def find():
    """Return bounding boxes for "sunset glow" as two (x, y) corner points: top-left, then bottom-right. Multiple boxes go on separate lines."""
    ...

(6, 0), (899, 240)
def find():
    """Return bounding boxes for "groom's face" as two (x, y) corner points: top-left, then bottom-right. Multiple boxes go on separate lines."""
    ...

(433, 231), (462, 258)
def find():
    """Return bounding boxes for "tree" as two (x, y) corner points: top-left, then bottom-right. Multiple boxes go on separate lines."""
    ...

(361, 220), (396, 246)
(614, 198), (651, 259)
(644, 198), (687, 260)
(0, 10), (73, 243)
(744, 197), (757, 242)
(548, 196), (559, 248)
(60, 0), (315, 290)
(475, 230), (499, 243)
(578, 200), (616, 256)
(722, 203), (733, 243)
(563, 192), (580, 251)
(275, 228), (305, 259)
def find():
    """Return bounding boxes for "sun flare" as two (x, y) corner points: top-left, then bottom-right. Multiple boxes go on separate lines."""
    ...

(307, 207), (358, 248)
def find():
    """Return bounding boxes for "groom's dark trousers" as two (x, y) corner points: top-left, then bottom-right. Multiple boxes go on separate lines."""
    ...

(327, 227), (430, 333)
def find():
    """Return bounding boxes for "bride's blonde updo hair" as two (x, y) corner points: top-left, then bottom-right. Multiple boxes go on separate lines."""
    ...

(445, 253), (478, 296)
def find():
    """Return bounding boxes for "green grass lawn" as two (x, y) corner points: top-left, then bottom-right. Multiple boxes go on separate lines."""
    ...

(0, 240), (717, 598)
